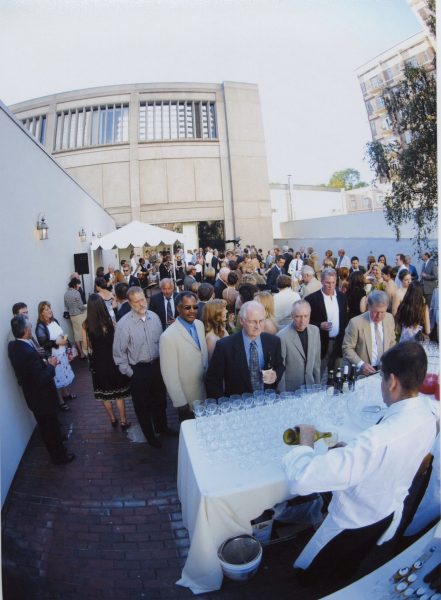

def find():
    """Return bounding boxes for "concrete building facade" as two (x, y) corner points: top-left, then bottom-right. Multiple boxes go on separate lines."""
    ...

(356, 31), (435, 147)
(10, 82), (273, 250)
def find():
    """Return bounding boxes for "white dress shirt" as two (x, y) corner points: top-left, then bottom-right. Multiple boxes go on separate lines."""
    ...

(273, 288), (301, 328)
(282, 395), (438, 569)
(336, 254), (351, 269)
(321, 290), (339, 338)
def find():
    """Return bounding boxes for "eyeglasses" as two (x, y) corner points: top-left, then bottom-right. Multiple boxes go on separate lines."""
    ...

(182, 305), (197, 310)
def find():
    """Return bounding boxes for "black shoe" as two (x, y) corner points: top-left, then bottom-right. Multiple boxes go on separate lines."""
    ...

(159, 427), (179, 437)
(111, 419), (118, 428)
(147, 436), (162, 449)
(53, 453), (76, 465)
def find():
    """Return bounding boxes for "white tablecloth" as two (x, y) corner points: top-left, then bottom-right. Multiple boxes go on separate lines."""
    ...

(176, 383), (378, 594)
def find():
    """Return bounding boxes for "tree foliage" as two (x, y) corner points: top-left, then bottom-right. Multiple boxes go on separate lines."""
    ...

(328, 168), (368, 190)
(366, 59), (437, 251)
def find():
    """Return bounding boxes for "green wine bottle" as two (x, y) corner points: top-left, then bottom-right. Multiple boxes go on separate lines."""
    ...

(283, 426), (333, 445)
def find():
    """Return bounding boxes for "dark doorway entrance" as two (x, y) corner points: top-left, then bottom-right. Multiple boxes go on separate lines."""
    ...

(198, 221), (225, 250)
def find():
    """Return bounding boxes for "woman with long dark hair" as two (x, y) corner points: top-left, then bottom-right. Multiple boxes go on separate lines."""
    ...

(36, 300), (76, 411)
(82, 294), (131, 429)
(346, 272), (367, 320)
(396, 284), (430, 341)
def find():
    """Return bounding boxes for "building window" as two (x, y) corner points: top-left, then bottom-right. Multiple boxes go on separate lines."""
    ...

(370, 120), (377, 136)
(54, 104), (129, 150)
(383, 68), (393, 82)
(350, 198), (357, 210)
(366, 101), (373, 116)
(405, 56), (419, 68)
(363, 197), (371, 209)
(21, 114), (47, 144)
(404, 130), (412, 144)
(381, 117), (392, 131)
(369, 75), (383, 90)
(139, 100), (217, 141)
(376, 96), (385, 109)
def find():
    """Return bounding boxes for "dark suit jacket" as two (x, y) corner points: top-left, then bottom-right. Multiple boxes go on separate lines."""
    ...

(205, 331), (284, 399)
(266, 265), (285, 293)
(214, 278), (227, 299)
(115, 301), (132, 322)
(306, 289), (348, 359)
(8, 340), (59, 415)
(127, 275), (140, 287)
(148, 292), (179, 330)
(421, 259), (438, 295)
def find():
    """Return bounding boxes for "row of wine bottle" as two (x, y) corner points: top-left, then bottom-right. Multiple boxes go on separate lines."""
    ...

(327, 364), (357, 394)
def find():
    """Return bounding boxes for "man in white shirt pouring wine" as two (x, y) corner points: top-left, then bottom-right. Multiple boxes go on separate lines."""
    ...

(282, 341), (438, 584)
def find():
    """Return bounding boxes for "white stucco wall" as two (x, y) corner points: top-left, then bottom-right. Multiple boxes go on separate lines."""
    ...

(277, 211), (436, 267)
(0, 102), (115, 506)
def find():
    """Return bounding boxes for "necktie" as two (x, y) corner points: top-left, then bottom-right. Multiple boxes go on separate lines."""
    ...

(189, 325), (201, 350)
(249, 341), (262, 391)
(166, 299), (173, 324)
(337, 256), (342, 268)
(374, 323), (383, 365)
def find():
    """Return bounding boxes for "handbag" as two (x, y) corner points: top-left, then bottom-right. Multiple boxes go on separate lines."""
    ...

(63, 311), (70, 319)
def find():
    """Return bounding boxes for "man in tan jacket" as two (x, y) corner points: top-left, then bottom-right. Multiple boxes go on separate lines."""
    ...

(342, 290), (396, 376)
(159, 291), (208, 422)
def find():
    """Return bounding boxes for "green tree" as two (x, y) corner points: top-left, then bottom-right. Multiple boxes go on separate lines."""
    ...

(366, 59), (437, 251)
(327, 168), (368, 190)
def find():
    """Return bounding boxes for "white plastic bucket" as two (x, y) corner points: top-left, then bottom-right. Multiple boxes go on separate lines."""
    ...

(217, 535), (263, 582)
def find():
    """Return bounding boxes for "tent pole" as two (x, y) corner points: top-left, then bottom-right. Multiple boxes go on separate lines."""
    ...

(90, 245), (95, 296)
(170, 244), (177, 287)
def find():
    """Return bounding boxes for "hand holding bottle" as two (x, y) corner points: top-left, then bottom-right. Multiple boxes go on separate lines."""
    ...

(283, 425), (321, 448)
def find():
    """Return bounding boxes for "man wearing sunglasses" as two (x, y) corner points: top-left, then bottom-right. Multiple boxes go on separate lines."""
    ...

(159, 292), (208, 422)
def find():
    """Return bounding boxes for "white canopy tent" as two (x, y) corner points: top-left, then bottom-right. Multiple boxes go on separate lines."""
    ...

(90, 220), (187, 283)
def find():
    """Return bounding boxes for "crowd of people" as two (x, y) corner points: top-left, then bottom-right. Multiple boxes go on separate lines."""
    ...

(7, 242), (439, 584)
(7, 244), (438, 460)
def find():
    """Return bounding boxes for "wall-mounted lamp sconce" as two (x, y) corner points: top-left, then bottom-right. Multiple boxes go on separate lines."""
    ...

(79, 228), (87, 242)
(36, 214), (49, 240)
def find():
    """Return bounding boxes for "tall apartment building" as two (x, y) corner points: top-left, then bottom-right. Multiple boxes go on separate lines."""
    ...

(356, 31), (435, 146)
(9, 82), (273, 250)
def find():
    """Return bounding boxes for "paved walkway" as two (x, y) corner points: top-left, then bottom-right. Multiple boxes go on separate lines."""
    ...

(2, 360), (412, 600)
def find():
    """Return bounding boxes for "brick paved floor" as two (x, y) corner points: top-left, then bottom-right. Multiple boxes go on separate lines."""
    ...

(2, 359), (415, 600)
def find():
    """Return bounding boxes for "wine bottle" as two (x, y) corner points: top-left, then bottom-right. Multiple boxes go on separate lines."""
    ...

(283, 426), (333, 445)
(334, 368), (343, 394)
(342, 365), (350, 393)
(326, 369), (334, 395)
(266, 352), (273, 370)
(349, 364), (357, 391)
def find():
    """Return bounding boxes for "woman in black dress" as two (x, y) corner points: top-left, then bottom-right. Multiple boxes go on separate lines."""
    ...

(346, 272), (367, 320)
(83, 294), (131, 429)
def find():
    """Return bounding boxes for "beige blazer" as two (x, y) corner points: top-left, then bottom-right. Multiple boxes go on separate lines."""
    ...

(277, 324), (321, 392)
(159, 319), (208, 408)
(342, 312), (396, 367)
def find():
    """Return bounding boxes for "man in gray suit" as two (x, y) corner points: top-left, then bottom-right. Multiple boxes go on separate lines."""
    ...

(342, 290), (396, 376)
(277, 300), (321, 392)
(420, 251), (438, 308)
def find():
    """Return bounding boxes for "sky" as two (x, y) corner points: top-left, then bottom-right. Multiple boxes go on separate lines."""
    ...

(1, 0), (421, 186)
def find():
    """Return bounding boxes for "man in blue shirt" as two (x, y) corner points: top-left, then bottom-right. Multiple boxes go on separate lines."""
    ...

(159, 292), (208, 422)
